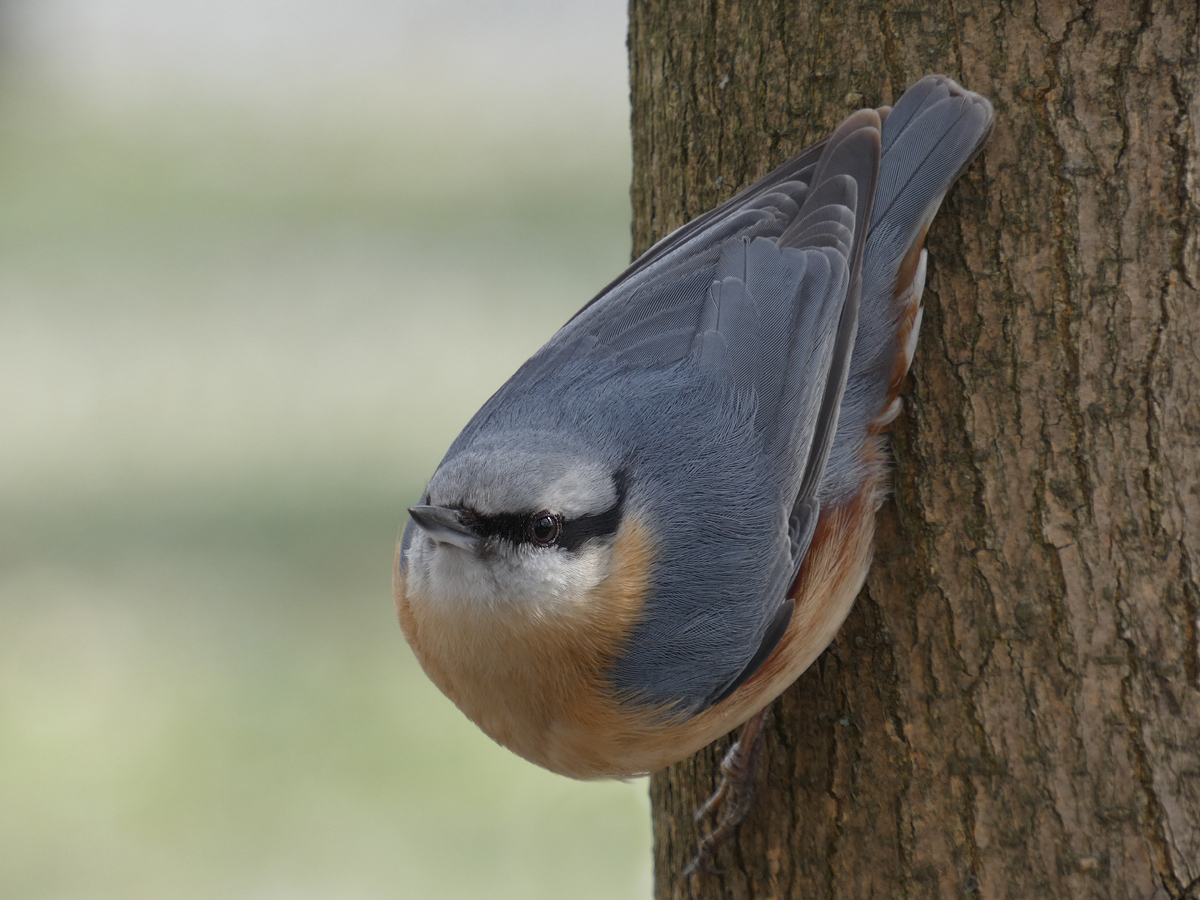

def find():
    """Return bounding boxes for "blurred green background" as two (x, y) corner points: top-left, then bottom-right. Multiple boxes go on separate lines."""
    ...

(0, 2), (650, 898)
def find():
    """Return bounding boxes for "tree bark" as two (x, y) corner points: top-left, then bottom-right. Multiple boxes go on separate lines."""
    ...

(629, 2), (1200, 898)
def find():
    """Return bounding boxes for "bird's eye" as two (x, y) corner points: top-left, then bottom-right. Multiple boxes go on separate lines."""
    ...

(528, 511), (562, 545)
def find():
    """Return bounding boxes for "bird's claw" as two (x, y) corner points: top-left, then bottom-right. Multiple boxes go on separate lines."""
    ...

(684, 705), (770, 877)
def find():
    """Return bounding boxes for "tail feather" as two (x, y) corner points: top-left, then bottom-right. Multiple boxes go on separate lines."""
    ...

(819, 75), (993, 506)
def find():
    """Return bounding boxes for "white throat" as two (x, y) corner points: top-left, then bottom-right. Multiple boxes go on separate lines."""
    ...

(405, 534), (612, 618)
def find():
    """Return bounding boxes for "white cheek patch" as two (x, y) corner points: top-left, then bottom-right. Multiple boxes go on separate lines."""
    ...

(503, 545), (610, 616)
(408, 539), (501, 609)
(407, 536), (612, 618)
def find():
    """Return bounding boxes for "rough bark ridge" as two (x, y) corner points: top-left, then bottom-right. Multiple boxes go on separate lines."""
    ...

(629, 2), (1200, 898)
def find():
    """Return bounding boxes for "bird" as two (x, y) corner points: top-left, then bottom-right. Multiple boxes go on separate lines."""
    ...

(395, 74), (992, 858)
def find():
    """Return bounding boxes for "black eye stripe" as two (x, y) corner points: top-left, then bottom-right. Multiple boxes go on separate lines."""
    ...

(557, 504), (622, 551)
(466, 512), (528, 545)
(462, 472), (627, 551)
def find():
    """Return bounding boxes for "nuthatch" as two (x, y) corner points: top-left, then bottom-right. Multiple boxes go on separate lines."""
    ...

(396, 76), (991, 796)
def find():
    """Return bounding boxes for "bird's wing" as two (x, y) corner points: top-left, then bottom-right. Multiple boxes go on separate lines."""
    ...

(714, 79), (994, 705)
(695, 112), (883, 709)
(454, 111), (880, 593)
(501, 134), (839, 386)
(571, 136), (831, 322)
(593, 113), (883, 714)
(516, 112), (880, 504)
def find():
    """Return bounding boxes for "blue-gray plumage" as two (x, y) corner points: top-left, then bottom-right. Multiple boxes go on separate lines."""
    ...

(397, 76), (993, 777)
(822, 77), (995, 507)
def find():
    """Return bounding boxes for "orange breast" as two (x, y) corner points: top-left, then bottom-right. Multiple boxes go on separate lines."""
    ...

(395, 482), (883, 780)
(398, 518), (676, 778)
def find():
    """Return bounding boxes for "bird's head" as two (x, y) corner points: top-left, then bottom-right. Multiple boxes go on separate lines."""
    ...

(402, 436), (628, 618)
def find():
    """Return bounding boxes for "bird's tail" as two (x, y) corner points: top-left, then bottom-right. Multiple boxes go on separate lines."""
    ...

(820, 74), (994, 505)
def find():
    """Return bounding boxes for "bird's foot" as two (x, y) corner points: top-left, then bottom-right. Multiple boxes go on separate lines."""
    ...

(684, 704), (770, 877)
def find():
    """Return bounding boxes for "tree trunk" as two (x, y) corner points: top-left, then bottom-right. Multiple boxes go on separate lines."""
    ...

(628, 2), (1200, 898)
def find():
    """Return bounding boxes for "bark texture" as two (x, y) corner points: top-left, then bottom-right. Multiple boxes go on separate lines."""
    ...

(629, 2), (1200, 898)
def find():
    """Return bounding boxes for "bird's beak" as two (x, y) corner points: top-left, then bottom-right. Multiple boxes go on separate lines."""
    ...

(408, 505), (481, 552)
